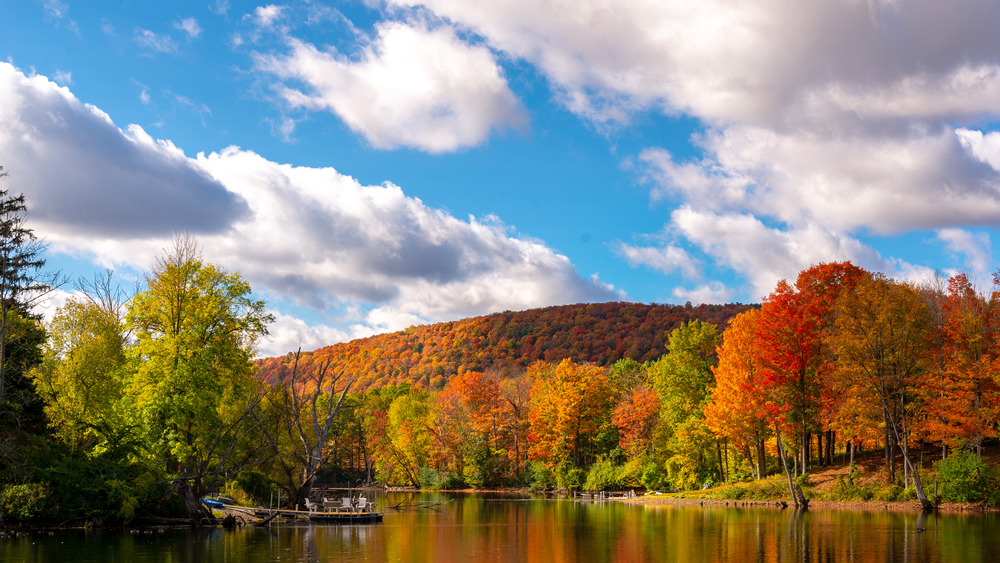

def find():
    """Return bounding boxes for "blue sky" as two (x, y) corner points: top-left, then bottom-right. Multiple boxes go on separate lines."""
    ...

(3, 0), (1000, 356)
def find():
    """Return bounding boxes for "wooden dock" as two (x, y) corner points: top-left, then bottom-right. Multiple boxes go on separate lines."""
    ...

(224, 504), (383, 524)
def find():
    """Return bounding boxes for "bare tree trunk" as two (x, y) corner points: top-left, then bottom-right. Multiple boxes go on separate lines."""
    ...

(775, 423), (807, 508)
(757, 437), (766, 480)
(848, 441), (855, 488)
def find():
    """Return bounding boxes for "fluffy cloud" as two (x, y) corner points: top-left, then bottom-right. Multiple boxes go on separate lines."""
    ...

(391, 0), (1000, 294)
(0, 62), (248, 238)
(670, 206), (903, 301)
(192, 147), (619, 321)
(0, 63), (616, 350)
(392, 0), (1000, 126)
(615, 240), (698, 278)
(255, 21), (526, 152)
(937, 228), (994, 285)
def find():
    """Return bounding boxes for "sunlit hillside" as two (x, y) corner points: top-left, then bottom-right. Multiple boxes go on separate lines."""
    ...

(255, 301), (756, 391)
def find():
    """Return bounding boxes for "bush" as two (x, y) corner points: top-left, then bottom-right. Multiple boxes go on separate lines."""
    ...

(419, 467), (466, 489)
(583, 460), (626, 491)
(1, 482), (53, 521)
(934, 450), (996, 503)
(641, 462), (667, 491)
(874, 483), (904, 502)
(235, 469), (273, 505)
(556, 464), (586, 491)
(438, 471), (465, 490)
(826, 475), (876, 501)
(528, 462), (556, 491)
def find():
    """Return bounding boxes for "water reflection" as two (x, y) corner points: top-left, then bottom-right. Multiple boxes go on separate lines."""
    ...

(2, 494), (998, 562)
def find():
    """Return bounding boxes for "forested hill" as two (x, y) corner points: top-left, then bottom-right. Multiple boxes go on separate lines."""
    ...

(255, 301), (755, 392)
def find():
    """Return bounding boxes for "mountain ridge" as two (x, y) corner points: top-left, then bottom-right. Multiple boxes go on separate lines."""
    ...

(255, 301), (757, 391)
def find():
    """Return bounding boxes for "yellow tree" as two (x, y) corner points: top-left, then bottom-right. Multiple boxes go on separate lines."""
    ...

(527, 359), (612, 469)
(827, 273), (935, 510)
(126, 235), (273, 517)
(31, 296), (127, 449)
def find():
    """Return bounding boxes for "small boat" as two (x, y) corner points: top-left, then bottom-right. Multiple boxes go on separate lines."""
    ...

(201, 497), (225, 509)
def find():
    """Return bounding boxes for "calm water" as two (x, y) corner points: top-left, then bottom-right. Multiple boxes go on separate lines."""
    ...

(2, 493), (998, 562)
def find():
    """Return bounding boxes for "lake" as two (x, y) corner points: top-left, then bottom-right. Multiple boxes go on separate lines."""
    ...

(2, 492), (998, 562)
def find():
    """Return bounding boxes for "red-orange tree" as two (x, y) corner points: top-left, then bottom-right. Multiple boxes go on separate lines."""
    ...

(921, 274), (1000, 455)
(705, 308), (770, 479)
(611, 384), (660, 459)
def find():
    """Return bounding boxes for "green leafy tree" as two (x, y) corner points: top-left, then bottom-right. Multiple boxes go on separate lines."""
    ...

(126, 235), (273, 517)
(647, 320), (721, 488)
(31, 297), (128, 448)
(0, 174), (63, 416)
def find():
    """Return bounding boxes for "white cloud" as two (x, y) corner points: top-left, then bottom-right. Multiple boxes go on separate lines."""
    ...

(256, 20), (526, 152)
(391, 0), (1000, 297)
(671, 206), (899, 301)
(174, 18), (202, 39)
(254, 5), (285, 28)
(392, 0), (1000, 127)
(672, 282), (732, 306)
(190, 147), (621, 322)
(0, 63), (618, 350)
(0, 62), (247, 238)
(260, 310), (354, 357)
(937, 228), (993, 285)
(52, 70), (72, 85)
(211, 1), (231, 16)
(615, 241), (699, 278)
(957, 128), (1000, 171)
(134, 28), (178, 53)
(645, 127), (1000, 237)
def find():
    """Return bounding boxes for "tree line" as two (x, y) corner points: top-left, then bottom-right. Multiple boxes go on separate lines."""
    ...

(255, 301), (752, 391)
(2, 178), (998, 523)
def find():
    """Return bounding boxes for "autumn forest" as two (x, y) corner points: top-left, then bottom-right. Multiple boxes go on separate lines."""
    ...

(2, 195), (999, 524)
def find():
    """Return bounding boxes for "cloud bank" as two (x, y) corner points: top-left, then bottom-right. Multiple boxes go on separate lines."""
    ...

(0, 62), (618, 355)
(384, 0), (1000, 299)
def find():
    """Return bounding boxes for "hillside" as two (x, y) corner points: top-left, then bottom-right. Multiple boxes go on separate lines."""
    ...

(255, 301), (755, 392)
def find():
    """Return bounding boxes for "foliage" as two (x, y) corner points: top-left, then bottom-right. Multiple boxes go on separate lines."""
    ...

(934, 450), (1000, 504)
(125, 235), (273, 509)
(234, 469), (274, 506)
(528, 359), (613, 469)
(555, 464), (586, 491)
(641, 461), (668, 491)
(1, 482), (52, 520)
(256, 302), (752, 392)
(31, 297), (128, 448)
(0, 182), (63, 412)
(528, 461), (556, 490)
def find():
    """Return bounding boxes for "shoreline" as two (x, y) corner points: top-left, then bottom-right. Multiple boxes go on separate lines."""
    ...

(623, 495), (997, 514)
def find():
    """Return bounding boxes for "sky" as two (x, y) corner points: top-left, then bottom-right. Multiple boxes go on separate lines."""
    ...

(3, 1), (1000, 357)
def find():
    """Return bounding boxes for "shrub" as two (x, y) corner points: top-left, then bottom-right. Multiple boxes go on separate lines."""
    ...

(235, 469), (274, 505)
(437, 471), (465, 490)
(528, 462), (556, 491)
(641, 462), (667, 491)
(1, 482), (53, 521)
(583, 460), (625, 491)
(556, 464), (586, 491)
(934, 450), (992, 503)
